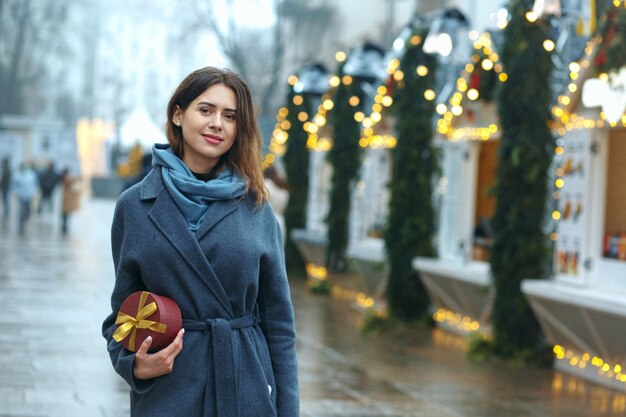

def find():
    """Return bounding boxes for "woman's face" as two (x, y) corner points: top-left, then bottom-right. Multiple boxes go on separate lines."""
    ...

(174, 83), (238, 173)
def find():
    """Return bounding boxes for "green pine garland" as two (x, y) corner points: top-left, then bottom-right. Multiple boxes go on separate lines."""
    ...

(384, 28), (438, 321)
(325, 64), (366, 271)
(596, 7), (626, 74)
(489, 0), (554, 357)
(284, 89), (312, 274)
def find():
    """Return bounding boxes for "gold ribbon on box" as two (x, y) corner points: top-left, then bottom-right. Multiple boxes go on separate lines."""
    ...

(112, 291), (167, 351)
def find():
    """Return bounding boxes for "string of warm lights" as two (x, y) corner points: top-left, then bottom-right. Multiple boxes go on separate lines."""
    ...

(436, 31), (507, 141)
(432, 307), (481, 333)
(553, 345), (626, 385)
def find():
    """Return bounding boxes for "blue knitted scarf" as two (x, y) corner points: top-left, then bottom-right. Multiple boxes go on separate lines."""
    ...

(151, 144), (245, 232)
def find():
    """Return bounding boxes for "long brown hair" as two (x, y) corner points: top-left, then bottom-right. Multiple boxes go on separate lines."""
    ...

(165, 66), (267, 205)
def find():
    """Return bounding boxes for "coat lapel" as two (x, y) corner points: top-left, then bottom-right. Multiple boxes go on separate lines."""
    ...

(194, 199), (238, 242)
(146, 183), (234, 317)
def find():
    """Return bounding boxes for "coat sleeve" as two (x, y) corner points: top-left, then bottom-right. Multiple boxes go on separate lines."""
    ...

(257, 213), (300, 417)
(101, 196), (158, 394)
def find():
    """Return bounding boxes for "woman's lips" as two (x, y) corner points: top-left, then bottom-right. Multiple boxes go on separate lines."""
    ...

(202, 134), (223, 145)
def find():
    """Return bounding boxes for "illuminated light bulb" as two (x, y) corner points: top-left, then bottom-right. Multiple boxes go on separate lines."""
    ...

(497, 19), (508, 29)
(354, 111), (365, 122)
(393, 38), (404, 52)
(323, 99), (334, 110)
(393, 70), (405, 81)
(525, 11), (538, 22)
(382, 96), (393, 107)
(410, 35), (422, 45)
(451, 105), (463, 116)
(297, 112), (308, 122)
(489, 53), (499, 62)
(363, 127), (374, 136)
(467, 89), (480, 101)
(465, 63), (475, 73)
(335, 51), (347, 62)
(570, 72), (579, 80)
(469, 30), (479, 41)
(424, 89), (436, 101)
(555, 146), (564, 155)
(371, 112), (382, 123)
(314, 115), (326, 126)
(472, 54), (481, 63)
(374, 95), (383, 104)
(543, 39), (556, 52)
(348, 95), (360, 106)
(377, 86), (387, 95)
(481, 59), (494, 71)
(551, 232), (558, 241)
(372, 103), (382, 113)
(329, 76), (340, 87)
(359, 138), (368, 148)
(342, 75), (353, 85)
(280, 120), (291, 130)
(443, 112), (453, 121)
(362, 118), (373, 128)
(278, 107), (289, 117)
(416, 65), (429, 76)
(292, 95), (303, 105)
(499, 73), (508, 82)
(488, 124), (498, 133)
(308, 124), (319, 134)
(458, 83), (468, 92)
(436, 104), (448, 114)
(556, 178), (565, 188)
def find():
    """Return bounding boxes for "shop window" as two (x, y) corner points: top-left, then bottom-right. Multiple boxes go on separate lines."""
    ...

(472, 140), (498, 261)
(603, 131), (626, 261)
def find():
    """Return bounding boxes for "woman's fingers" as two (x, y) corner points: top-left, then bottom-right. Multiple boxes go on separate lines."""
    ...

(160, 329), (185, 362)
(136, 335), (153, 358)
(133, 330), (185, 380)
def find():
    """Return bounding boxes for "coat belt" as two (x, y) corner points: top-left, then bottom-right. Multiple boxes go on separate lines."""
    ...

(182, 307), (260, 417)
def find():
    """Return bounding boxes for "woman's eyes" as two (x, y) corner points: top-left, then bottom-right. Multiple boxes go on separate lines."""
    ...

(199, 108), (235, 121)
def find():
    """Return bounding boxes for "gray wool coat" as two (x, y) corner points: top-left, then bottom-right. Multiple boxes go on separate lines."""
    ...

(102, 167), (299, 417)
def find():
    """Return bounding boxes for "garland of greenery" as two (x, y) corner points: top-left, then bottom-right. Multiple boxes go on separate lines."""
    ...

(283, 88), (312, 274)
(469, 48), (498, 102)
(325, 62), (366, 271)
(488, 0), (554, 358)
(595, 7), (626, 74)
(384, 27), (438, 322)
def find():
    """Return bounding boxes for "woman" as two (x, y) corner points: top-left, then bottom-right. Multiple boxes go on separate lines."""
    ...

(60, 169), (81, 235)
(102, 67), (299, 417)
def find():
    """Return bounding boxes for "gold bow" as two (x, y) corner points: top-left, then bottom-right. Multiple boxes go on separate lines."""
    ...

(112, 291), (167, 351)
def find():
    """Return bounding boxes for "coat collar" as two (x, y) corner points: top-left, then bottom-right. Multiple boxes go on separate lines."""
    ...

(145, 168), (237, 317)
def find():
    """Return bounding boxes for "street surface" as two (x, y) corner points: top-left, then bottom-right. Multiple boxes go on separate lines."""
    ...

(1, 197), (625, 416)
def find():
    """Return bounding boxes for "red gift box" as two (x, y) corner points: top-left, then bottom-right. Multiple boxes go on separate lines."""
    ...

(112, 291), (181, 352)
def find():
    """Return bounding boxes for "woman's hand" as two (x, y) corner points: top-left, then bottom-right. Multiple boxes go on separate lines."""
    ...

(133, 328), (185, 379)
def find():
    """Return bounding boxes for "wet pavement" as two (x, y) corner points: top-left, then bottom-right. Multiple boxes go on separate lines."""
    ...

(1, 197), (626, 417)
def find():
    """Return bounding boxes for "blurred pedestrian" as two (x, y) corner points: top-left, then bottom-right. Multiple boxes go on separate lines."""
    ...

(102, 66), (299, 417)
(60, 169), (82, 235)
(120, 152), (152, 193)
(11, 161), (39, 235)
(38, 161), (60, 214)
(0, 157), (11, 220)
(263, 165), (289, 242)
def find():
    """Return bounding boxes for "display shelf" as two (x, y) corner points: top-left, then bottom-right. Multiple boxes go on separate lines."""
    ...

(413, 256), (492, 336)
